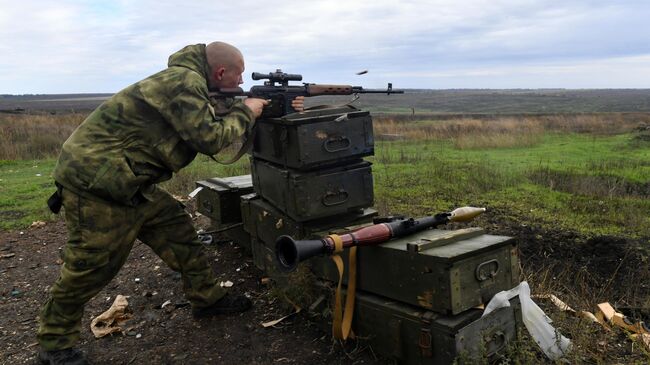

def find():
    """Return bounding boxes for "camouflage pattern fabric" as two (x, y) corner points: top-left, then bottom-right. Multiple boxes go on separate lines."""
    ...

(53, 43), (254, 206)
(38, 44), (253, 351)
(38, 187), (225, 351)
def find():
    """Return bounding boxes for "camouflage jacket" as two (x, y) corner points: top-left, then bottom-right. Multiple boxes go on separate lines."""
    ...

(54, 44), (254, 205)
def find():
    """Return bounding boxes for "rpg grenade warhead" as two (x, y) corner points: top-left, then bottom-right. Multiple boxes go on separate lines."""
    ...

(448, 207), (486, 222)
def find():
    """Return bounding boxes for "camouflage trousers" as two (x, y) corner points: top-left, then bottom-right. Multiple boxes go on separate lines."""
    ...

(37, 186), (225, 351)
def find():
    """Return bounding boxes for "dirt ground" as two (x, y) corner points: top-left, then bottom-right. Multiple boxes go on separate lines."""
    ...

(1, 208), (648, 364)
(1, 217), (387, 365)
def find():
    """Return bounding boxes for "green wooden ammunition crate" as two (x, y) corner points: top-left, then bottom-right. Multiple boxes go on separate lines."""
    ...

(349, 289), (521, 364)
(252, 106), (374, 170)
(243, 194), (377, 257)
(240, 192), (258, 235)
(250, 237), (273, 273)
(307, 228), (519, 315)
(195, 175), (254, 251)
(195, 175), (253, 226)
(250, 158), (374, 222)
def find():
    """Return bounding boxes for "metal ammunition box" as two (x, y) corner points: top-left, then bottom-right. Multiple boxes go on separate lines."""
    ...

(244, 194), (377, 258)
(252, 106), (374, 170)
(195, 175), (254, 226)
(250, 158), (374, 222)
(308, 228), (520, 315)
(349, 289), (522, 364)
(195, 175), (254, 251)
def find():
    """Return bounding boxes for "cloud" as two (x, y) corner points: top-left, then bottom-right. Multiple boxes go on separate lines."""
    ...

(1, 0), (649, 93)
(384, 54), (650, 88)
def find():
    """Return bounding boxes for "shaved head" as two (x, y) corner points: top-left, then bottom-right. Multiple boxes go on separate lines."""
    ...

(206, 41), (243, 70)
(205, 41), (245, 89)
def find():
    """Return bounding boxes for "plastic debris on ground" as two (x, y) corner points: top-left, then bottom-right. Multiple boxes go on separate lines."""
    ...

(483, 281), (572, 360)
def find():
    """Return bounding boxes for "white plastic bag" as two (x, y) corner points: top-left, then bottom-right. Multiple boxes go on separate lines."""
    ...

(483, 281), (572, 360)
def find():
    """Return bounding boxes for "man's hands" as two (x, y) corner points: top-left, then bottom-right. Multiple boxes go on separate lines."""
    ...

(291, 96), (305, 112)
(244, 95), (305, 119)
(243, 98), (269, 119)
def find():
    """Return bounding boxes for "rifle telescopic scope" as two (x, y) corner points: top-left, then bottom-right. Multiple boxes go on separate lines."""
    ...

(251, 70), (302, 83)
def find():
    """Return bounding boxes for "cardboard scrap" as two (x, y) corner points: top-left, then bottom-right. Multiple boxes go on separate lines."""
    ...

(578, 311), (604, 326)
(612, 312), (649, 335)
(90, 295), (133, 338)
(596, 302), (616, 323)
(593, 302), (650, 337)
(261, 308), (301, 328)
(533, 294), (604, 327)
(262, 297), (302, 328)
(534, 294), (575, 313)
(640, 333), (650, 350)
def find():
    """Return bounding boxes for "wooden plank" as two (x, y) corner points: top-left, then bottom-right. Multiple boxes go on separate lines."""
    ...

(406, 227), (485, 253)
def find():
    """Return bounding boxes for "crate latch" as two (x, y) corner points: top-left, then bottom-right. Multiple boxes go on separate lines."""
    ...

(418, 311), (435, 358)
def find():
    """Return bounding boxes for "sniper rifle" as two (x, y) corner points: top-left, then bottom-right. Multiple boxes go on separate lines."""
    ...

(210, 69), (403, 119)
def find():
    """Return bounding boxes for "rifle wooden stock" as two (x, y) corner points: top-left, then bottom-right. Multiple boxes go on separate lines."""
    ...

(306, 84), (354, 95)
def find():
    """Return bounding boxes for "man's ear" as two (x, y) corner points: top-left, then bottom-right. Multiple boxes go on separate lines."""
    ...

(214, 66), (226, 80)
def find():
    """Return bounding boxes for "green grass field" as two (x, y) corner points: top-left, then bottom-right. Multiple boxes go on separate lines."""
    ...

(372, 132), (649, 238)
(2, 129), (648, 238)
(0, 155), (251, 230)
(0, 159), (58, 229)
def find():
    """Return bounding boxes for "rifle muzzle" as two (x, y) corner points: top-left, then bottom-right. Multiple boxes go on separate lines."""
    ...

(275, 235), (328, 271)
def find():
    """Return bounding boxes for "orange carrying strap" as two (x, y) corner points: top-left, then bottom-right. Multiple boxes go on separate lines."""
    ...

(328, 234), (357, 340)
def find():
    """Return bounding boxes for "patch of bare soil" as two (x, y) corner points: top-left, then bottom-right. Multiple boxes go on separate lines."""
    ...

(0, 219), (384, 364)
(481, 210), (650, 308)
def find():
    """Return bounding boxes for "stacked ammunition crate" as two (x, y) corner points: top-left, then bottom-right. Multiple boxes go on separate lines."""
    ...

(195, 105), (523, 364)
(245, 106), (378, 271)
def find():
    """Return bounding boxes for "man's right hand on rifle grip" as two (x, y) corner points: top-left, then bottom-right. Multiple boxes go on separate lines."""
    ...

(243, 98), (269, 119)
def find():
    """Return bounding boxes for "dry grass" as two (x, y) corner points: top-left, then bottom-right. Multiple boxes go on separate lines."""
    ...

(529, 169), (649, 199)
(0, 113), (84, 159)
(373, 113), (645, 149)
(522, 255), (650, 363)
(2, 112), (644, 160)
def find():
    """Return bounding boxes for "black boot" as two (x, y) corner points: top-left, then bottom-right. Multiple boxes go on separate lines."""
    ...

(38, 348), (90, 365)
(192, 293), (252, 318)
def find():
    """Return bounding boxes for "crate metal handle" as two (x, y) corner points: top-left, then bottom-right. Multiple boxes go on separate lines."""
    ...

(475, 259), (500, 281)
(322, 189), (349, 206)
(324, 136), (351, 153)
(485, 330), (508, 356)
(201, 200), (213, 213)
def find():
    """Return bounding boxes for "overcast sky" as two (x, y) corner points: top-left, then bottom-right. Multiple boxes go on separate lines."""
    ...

(2, 0), (649, 94)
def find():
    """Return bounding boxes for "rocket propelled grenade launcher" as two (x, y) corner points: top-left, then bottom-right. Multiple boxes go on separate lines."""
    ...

(210, 69), (404, 118)
(275, 207), (486, 271)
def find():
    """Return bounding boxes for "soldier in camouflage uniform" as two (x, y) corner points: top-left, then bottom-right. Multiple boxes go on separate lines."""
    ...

(37, 41), (304, 365)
